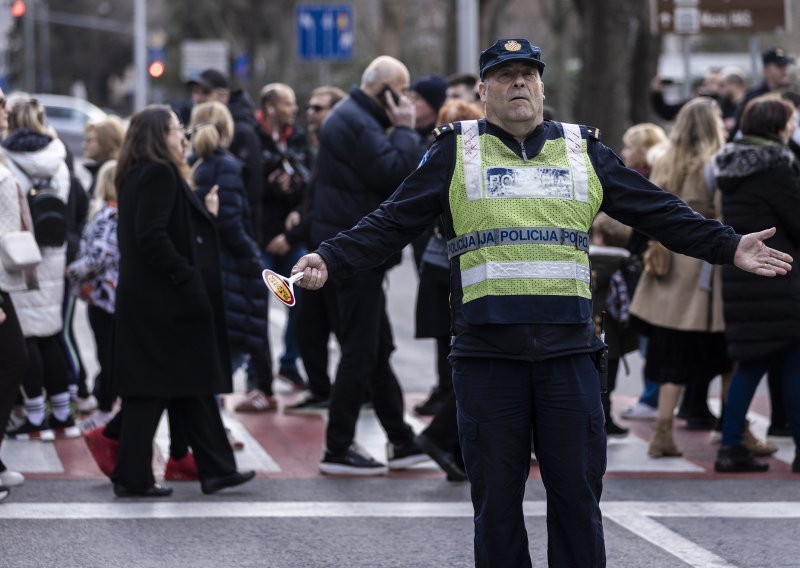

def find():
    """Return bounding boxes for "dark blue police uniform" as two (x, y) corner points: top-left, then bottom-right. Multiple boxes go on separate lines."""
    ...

(316, 40), (741, 567)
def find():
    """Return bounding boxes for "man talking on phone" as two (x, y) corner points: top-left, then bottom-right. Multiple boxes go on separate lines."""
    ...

(311, 55), (429, 474)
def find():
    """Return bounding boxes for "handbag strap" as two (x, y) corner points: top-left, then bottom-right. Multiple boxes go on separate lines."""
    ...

(15, 181), (33, 232)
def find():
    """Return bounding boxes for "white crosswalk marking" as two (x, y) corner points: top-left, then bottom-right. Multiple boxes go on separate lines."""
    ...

(0, 439), (63, 473)
(3, 500), (799, 568)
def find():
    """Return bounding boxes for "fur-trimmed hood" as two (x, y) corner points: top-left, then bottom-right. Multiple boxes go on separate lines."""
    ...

(713, 138), (795, 186)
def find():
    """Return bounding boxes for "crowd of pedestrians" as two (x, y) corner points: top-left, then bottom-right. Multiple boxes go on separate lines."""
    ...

(1, 42), (799, 513)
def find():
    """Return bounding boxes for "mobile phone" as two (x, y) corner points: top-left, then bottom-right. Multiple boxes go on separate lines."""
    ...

(379, 84), (400, 107)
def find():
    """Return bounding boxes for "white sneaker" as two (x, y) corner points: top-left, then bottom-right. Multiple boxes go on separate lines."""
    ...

(78, 411), (114, 433)
(77, 395), (98, 413)
(0, 470), (25, 487)
(620, 402), (658, 421)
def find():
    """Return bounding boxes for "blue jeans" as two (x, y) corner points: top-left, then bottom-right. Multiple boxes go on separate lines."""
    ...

(638, 337), (660, 408)
(722, 343), (800, 447)
(260, 246), (306, 372)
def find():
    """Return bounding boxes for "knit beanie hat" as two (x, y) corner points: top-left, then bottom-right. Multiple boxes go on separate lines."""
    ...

(411, 75), (448, 113)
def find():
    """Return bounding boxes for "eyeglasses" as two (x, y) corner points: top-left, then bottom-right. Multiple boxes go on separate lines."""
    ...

(184, 122), (215, 139)
(307, 104), (329, 113)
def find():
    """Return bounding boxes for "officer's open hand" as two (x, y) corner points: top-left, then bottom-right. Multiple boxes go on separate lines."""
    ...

(734, 227), (793, 276)
(292, 253), (328, 290)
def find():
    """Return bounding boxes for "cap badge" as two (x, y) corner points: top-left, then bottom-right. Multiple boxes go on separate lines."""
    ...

(504, 40), (522, 52)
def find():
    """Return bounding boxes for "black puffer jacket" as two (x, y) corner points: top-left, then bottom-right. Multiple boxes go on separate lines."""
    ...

(312, 88), (421, 269)
(228, 91), (265, 245)
(194, 148), (268, 353)
(714, 137), (800, 360)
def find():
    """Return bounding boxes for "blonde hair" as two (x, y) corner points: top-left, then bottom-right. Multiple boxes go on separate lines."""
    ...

(85, 116), (125, 161)
(189, 101), (234, 159)
(89, 160), (118, 220)
(622, 123), (667, 157)
(8, 98), (48, 135)
(650, 98), (725, 194)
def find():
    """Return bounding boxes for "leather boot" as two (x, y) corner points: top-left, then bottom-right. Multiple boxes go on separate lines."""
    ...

(715, 444), (769, 473)
(742, 421), (778, 456)
(648, 418), (682, 457)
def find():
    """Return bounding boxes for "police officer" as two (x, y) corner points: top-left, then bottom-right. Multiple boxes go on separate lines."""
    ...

(292, 39), (792, 567)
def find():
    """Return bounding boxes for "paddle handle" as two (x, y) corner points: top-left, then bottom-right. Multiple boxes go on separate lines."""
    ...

(287, 272), (304, 285)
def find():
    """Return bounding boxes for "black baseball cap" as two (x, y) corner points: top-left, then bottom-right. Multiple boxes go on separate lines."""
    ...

(479, 39), (545, 80)
(763, 48), (794, 67)
(186, 68), (229, 91)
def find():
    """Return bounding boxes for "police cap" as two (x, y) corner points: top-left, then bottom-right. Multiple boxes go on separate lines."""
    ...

(479, 39), (545, 80)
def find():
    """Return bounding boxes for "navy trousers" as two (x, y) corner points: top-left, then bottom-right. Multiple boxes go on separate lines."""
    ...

(452, 354), (607, 568)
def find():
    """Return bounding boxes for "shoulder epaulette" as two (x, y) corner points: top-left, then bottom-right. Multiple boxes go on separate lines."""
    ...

(433, 123), (455, 139)
(585, 126), (601, 141)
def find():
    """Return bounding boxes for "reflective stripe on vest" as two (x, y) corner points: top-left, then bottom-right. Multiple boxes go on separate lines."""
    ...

(460, 260), (591, 289)
(562, 122), (589, 202)
(462, 119), (482, 201)
(447, 226), (589, 259)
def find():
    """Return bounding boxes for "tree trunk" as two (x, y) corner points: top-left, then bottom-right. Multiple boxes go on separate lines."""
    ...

(573, 0), (644, 151)
(629, 3), (662, 125)
(380, 1), (406, 57)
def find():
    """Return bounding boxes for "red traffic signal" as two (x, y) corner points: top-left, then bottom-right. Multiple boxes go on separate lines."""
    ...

(10, 0), (26, 18)
(148, 61), (165, 78)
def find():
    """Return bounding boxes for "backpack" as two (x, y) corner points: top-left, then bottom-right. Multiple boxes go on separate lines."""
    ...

(13, 161), (67, 247)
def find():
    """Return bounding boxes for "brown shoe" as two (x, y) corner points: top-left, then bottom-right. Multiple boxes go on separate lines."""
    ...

(742, 421), (778, 456)
(648, 418), (682, 457)
(234, 389), (277, 413)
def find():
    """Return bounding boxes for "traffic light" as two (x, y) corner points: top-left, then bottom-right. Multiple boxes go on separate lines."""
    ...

(148, 47), (166, 79)
(10, 0), (26, 18)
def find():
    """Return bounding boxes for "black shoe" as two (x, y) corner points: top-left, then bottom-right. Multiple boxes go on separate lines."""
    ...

(284, 395), (329, 414)
(201, 470), (256, 494)
(414, 387), (445, 416)
(793, 454), (800, 473)
(415, 433), (467, 482)
(319, 444), (388, 476)
(605, 420), (629, 437)
(387, 440), (429, 470)
(5, 418), (54, 441)
(767, 424), (792, 438)
(113, 483), (173, 497)
(277, 368), (308, 391)
(714, 445), (769, 473)
(46, 414), (81, 438)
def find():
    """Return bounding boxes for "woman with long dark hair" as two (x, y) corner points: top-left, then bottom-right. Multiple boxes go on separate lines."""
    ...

(94, 105), (253, 497)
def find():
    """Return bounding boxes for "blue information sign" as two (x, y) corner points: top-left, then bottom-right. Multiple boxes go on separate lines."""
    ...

(296, 4), (354, 61)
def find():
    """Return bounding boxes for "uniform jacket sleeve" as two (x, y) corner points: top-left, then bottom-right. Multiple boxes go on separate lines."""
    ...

(317, 138), (452, 277)
(593, 141), (740, 265)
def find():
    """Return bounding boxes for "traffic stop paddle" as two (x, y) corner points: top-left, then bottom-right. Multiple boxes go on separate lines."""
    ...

(262, 269), (303, 307)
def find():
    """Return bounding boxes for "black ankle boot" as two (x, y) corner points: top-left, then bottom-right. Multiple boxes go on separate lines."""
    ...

(715, 445), (769, 473)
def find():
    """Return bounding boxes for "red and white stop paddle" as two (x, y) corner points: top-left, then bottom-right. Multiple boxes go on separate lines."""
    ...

(262, 269), (303, 307)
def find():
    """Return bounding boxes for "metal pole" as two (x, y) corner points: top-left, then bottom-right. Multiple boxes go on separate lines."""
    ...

(24, 0), (36, 93)
(456, 0), (479, 75)
(133, 0), (147, 111)
(749, 35), (760, 84)
(38, 0), (51, 93)
(681, 34), (692, 99)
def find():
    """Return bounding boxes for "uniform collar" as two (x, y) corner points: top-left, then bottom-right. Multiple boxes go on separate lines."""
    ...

(484, 119), (549, 159)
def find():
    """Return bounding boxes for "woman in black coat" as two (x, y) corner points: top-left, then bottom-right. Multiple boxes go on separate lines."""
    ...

(101, 106), (254, 496)
(714, 95), (800, 473)
(189, 102), (268, 374)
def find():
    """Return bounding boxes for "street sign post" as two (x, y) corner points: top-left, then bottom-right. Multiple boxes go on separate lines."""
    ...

(650, 0), (789, 35)
(296, 4), (354, 61)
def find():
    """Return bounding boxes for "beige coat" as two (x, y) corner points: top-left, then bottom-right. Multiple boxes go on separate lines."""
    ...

(630, 166), (726, 332)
